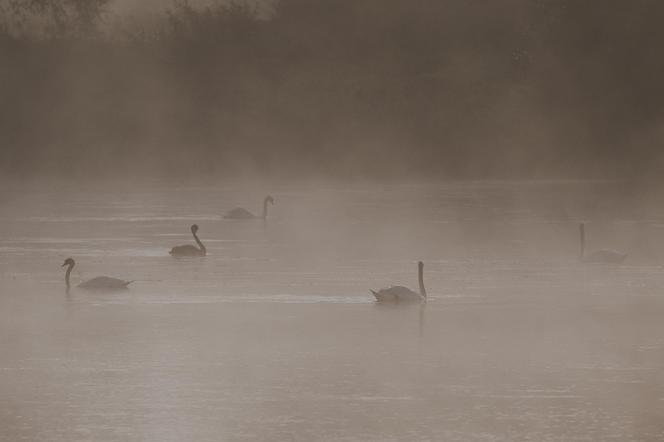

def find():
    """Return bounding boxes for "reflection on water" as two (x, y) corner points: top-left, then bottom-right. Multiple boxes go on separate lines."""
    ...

(1, 180), (664, 441)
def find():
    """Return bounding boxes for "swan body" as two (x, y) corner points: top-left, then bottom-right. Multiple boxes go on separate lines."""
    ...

(78, 276), (134, 290)
(169, 244), (204, 257)
(225, 195), (274, 219)
(372, 261), (427, 303)
(170, 224), (206, 257)
(372, 286), (421, 302)
(584, 249), (627, 264)
(62, 258), (133, 291)
(579, 223), (627, 264)
(225, 207), (257, 219)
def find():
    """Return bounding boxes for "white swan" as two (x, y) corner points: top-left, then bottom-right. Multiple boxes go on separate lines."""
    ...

(579, 223), (627, 264)
(371, 261), (427, 303)
(225, 195), (274, 219)
(170, 224), (206, 257)
(62, 258), (133, 290)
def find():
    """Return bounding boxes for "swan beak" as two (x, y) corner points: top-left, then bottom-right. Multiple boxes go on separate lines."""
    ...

(61, 262), (68, 267)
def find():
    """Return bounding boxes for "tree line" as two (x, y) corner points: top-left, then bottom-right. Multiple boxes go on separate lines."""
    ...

(1, 0), (663, 179)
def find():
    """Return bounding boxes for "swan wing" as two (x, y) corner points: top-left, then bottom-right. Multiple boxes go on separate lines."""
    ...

(224, 208), (256, 219)
(78, 276), (132, 290)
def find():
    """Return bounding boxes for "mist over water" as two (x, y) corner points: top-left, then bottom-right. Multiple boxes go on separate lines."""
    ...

(3, 0), (664, 439)
(1, 179), (664, 441)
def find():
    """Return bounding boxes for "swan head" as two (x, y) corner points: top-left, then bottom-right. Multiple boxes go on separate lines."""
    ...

(265, 195), (274, 205)
(418, 261), (424, 270)
(62, 257), (75, 267)
(190, 224), (199, 233)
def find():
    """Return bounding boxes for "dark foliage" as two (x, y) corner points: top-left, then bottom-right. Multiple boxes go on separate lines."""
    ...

(1, 0), (663, 179)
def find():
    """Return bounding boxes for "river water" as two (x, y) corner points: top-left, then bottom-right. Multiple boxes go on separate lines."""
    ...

(1, 179), (663, 441)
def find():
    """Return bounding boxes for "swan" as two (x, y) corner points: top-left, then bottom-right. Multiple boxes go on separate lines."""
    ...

(224, 195), (274, 219)
(169, 224), (206, 257)
(371, 261), (427, 303)
(579, 223), (627, 264)
(62, 258), (133, 290)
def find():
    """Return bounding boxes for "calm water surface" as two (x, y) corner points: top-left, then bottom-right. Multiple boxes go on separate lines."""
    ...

(1, 180), (663, 441)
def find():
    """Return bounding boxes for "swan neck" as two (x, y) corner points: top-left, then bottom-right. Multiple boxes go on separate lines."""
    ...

(262, 198), (269, 219)
(65, 263), (73, 288)
(193, 231), (206, 255)
(418, 265), (426, 299)
(579, 224), (585, 260)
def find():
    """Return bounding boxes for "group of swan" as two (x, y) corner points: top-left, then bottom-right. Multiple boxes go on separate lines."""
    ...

(61, 215), (627, 301)
(367, 223), (627, 302)
(168, 195), (274, 257)
(63, 196), (273, 290)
